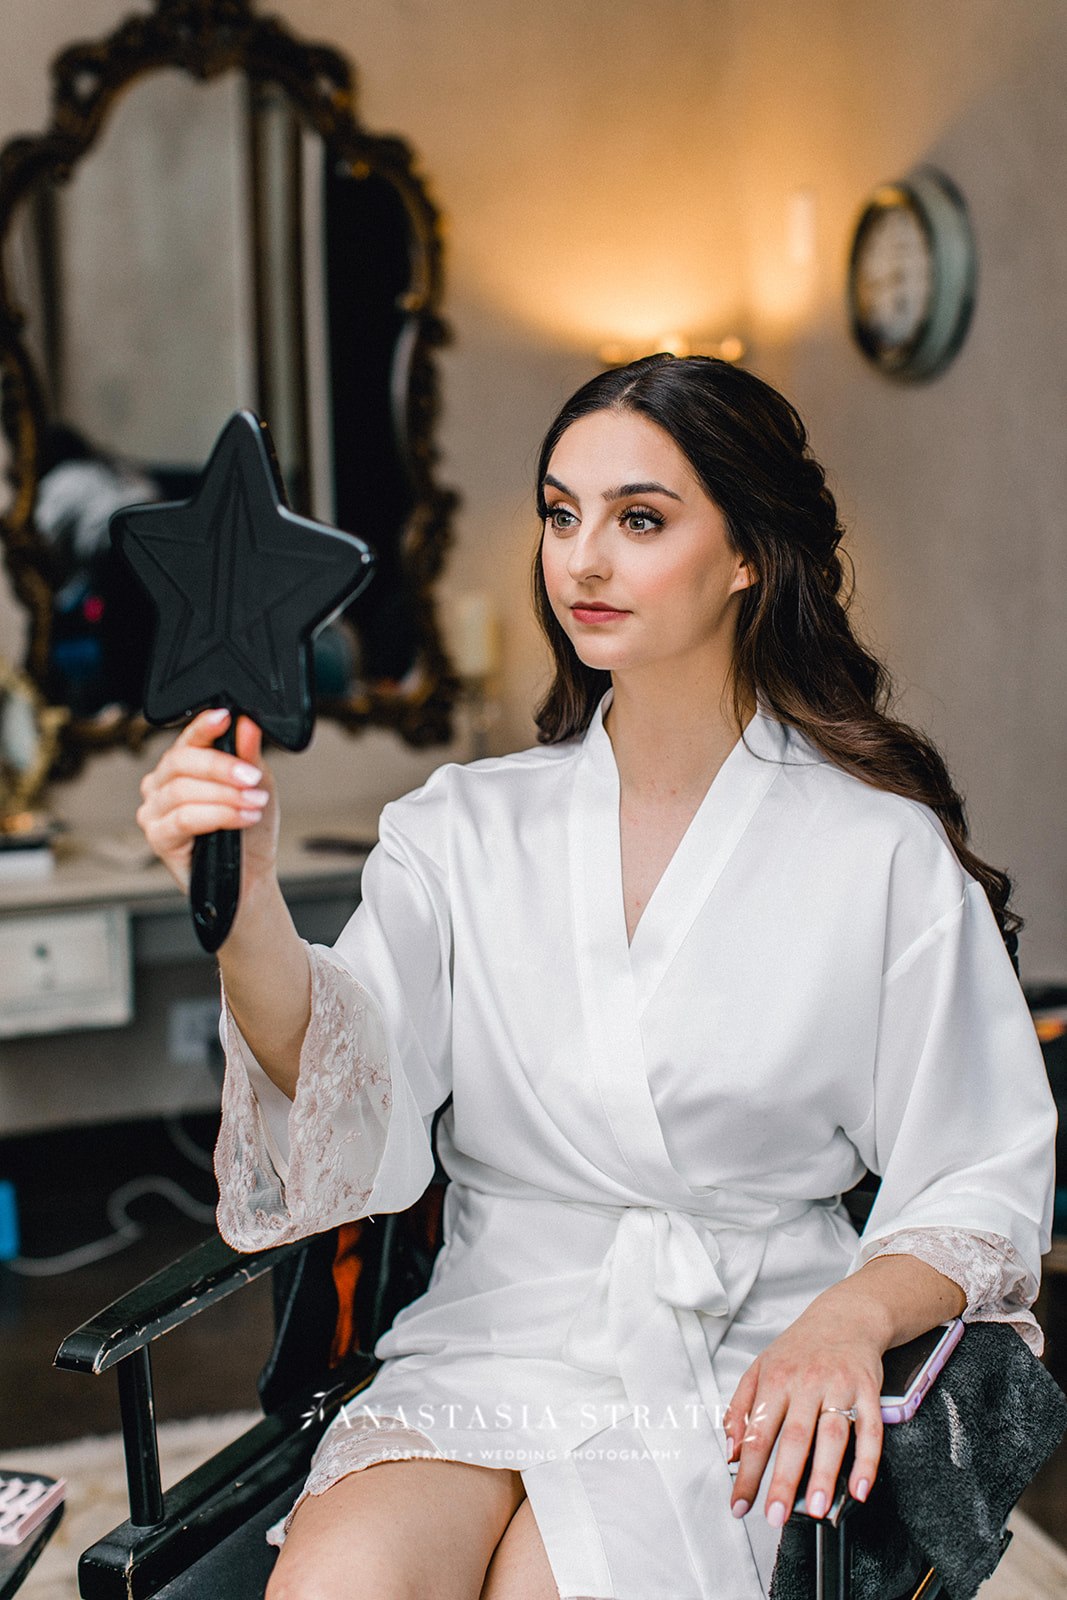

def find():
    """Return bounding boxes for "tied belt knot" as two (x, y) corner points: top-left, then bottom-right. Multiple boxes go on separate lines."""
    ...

(637, 1205), (732, 1316)
(560, 1194), (814, 1597)
(561, 1193), (813, 1368)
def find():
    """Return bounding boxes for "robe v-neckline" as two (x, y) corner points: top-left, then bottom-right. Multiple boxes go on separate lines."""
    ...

(567, 688), (792, 1196)
(610, 707), (754, 954)
(582, 687), (790, 1004)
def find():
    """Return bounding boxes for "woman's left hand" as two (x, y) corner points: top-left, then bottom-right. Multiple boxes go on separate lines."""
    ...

(723, 1294), (885, 1527)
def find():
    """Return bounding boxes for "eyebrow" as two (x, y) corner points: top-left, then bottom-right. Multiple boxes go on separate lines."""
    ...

(541, 475), (683, 503)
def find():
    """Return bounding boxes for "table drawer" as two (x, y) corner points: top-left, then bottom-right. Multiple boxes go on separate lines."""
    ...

(0, 908), (132, 1037)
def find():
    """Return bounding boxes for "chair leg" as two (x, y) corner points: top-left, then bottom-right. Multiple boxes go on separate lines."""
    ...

(116, 1348), (165, 1528)
(805, 1491), (1014, 1600)
(813, 1515), (850, 1600)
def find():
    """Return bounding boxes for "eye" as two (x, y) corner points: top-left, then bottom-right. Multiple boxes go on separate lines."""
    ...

(545, 505), (578, 532)
(621, 505), (664, 535)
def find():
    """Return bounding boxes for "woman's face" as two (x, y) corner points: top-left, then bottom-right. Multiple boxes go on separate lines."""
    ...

(540, 407), (755, 684)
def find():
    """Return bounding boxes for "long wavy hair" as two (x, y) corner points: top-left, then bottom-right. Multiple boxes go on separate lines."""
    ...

(530, 353), (1021, 964)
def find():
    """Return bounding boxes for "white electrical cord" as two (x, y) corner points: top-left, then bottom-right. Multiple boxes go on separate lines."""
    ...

(163, 1112), (216, 1173)
(5, 1118), (219, 1278)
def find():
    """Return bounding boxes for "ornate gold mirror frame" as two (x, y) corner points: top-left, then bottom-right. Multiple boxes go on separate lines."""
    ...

(0, 0), (458, 777)
(0, 659), (67, 819)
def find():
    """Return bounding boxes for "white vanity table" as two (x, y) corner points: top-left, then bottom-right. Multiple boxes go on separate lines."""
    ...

(0, 818), (377, 1133)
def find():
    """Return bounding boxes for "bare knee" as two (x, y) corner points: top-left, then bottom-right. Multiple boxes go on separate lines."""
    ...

(266, 1542), (418, 1600)
(265, 1546), (346, 1600)
(264, 1502), (407, 1600)
(265, 1460), (524, 1600)
(481, 1498), (559, 1600)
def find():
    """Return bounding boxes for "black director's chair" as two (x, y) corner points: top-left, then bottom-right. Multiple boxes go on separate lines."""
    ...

(53, 1178), (446, 1600)
(51, 1172), (1051, 1600)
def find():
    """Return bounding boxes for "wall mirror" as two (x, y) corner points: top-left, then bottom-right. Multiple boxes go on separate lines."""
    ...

(0, 0), (458, 776)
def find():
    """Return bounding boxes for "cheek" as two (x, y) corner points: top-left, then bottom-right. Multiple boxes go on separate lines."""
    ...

(630, 551), (704, 606)
(631, 549), (737, 627)
(540, 539), (565, 602)
(633, 563), (683, 601)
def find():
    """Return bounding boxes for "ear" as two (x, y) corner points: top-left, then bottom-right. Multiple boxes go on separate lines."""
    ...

(730, 559), (758, 594)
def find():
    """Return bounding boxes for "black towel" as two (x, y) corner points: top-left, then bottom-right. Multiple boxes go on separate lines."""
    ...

(769, 1323), (1067, 1600)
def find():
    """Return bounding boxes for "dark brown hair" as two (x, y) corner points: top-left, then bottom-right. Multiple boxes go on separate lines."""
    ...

(530, 353), (1021, 965)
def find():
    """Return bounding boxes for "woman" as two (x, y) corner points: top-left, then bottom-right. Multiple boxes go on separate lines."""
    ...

(137, 355), (1056, 1600)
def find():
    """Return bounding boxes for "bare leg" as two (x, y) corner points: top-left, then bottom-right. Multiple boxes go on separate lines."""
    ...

(480, 1498), (560, 1600)
(265, 1458), (525, 1600)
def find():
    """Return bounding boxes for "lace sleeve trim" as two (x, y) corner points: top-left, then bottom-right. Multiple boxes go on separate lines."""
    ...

(863, 1226), (1045, 1356)
(213, 942), (393, 1251)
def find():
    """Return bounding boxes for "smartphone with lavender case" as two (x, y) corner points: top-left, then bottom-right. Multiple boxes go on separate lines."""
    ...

(880, 1317), (965, 1424)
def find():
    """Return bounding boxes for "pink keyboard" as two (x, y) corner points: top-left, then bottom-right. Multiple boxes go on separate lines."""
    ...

(0, 1473), (66, 1545)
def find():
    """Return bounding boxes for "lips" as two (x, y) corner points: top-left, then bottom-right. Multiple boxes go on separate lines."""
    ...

(571, 603), (629, 626)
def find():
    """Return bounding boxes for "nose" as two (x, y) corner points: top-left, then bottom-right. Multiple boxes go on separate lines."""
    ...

(566, 516), (611, 584)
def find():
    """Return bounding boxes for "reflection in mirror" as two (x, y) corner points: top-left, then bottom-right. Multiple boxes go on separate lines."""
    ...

(252, 82), (315, 518)
(0, 659), (66, 823)
(11, 72), (416, 717)
(21, 72), (251, 466)
(0, 0), (457, 771)
(12, 71), (278, 719)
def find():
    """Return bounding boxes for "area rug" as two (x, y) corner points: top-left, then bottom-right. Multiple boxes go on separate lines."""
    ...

(1, 1410), (263, 1600)
(3, 1412), (1066, 1599)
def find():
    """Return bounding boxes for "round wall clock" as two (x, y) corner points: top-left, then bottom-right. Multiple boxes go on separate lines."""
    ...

(847, 168), (976, 381)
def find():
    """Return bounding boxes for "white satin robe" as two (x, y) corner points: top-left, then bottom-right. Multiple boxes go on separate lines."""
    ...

(214, 691), (1056, 1600)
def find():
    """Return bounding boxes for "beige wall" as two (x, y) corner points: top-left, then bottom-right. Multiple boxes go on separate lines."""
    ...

(0, 0), (744, 830)
(724, 0), (1067, 978)
(271, 0), (745, 752)
(1, 0), (1065, 998)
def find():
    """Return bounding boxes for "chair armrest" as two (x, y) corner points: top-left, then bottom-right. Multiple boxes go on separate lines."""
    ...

(77, 1354), (381, 1599)
(791, 1435), (859, 1529)
(54, 1231), (309, 1375)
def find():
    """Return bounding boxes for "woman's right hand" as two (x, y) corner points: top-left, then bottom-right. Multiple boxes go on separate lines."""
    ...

(137, 707), (278, 896)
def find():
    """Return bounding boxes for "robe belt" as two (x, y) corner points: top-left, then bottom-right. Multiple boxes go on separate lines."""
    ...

(560, 1195), (816, 1599)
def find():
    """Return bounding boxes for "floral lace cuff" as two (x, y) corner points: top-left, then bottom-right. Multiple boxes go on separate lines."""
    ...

(862, 1226), (1044, 1356)
(213, 942), (393, 1251)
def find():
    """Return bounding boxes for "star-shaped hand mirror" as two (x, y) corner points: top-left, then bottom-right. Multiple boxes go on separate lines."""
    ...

(111, 411), (375, 952)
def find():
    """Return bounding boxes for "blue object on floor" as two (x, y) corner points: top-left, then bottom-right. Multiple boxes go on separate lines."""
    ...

(0, 1180), (19, 1261)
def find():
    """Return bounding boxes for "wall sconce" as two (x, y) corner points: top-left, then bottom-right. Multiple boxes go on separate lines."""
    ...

(597, 333), (745, 368)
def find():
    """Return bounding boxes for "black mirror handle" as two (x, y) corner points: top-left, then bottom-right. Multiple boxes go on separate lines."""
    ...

(190, 721), (241, 953)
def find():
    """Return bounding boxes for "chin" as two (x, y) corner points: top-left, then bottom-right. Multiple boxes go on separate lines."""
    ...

(571, 646), (630, 675)
(563, 631), (614, 664)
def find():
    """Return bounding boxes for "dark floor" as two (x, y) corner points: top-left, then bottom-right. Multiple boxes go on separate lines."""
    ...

(0, 1114), (276, 1451)
(0, 1116), (1065, 1555)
